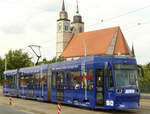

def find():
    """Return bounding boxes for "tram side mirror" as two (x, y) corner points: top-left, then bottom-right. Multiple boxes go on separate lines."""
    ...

(137, 65), (144, 77)
(104, 62), (108, 77)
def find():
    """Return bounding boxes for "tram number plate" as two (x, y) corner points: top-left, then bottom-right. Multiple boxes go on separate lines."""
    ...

(125, 89), (135, 94)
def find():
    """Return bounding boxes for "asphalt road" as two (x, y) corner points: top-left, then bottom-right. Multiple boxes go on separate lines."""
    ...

(0, 99), (150, 114)
(0, 104), (31, 114)
(1, 87), (150, 114)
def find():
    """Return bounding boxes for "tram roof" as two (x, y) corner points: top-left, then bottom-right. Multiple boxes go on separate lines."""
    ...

(3, 69), (17, 76)
(51, 56), (136, 70)
(19, 64), (49, 75)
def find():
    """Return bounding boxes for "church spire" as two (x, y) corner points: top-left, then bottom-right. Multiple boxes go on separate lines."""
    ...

(62, 0), (65, 11)
(132, 43), (135, 57)
(71, 0), (84, 34)
(58, 0), (68, 20)
(76, 0), (79, 13)
(72, 0), (83, 23)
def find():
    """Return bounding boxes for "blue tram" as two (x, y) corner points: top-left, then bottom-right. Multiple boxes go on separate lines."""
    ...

(3, 56), (143, 109)
(3, 69), (18, 97)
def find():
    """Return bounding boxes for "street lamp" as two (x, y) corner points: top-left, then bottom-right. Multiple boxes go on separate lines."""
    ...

(74, 28), (88, 100)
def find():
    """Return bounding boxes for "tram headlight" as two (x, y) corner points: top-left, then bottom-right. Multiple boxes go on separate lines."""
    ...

(106, 100), (114, 106)
(116, 89), (122, 94)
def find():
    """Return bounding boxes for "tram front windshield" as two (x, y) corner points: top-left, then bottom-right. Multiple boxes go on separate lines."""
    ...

(114, 64), (138, 88)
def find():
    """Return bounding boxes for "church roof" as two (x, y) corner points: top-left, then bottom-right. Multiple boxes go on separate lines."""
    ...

(61, 26), (131, 58)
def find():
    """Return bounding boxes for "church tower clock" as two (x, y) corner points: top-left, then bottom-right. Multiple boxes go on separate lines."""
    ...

(56, 0), (73, 57)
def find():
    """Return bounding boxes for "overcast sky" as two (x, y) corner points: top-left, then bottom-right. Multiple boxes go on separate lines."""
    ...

(0, 0), (150, 65)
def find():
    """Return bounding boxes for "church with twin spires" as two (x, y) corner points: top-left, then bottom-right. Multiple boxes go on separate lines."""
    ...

(56, 0), (84, 58)
(56, 0), (135, 59)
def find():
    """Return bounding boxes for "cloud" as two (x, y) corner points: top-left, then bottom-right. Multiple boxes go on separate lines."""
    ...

(36, 1), (60, 12)
(0, 0), (150, 64)
(0, 22), (25, 34)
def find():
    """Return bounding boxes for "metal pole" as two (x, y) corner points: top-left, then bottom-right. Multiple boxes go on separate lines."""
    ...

(4, 57), (7, 92)
(28, 45), (42, 65)
(76, 31), (87, 100)
(76, 33), (87, 57)
(40, 65), (44, 97)
(5, 57), (7, 71)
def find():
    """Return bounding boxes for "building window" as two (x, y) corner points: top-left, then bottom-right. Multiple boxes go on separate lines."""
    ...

(79, 27), (82, 32)
(64, 25), (68, 31)
(58, 24), (61, 32)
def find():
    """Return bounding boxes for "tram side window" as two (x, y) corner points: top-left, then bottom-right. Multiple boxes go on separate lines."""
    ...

(35, 73), (40, 88)
(81, 69), (94, 90)
(107, 68), (114, 91)
(7, 77), (11, 88)
(19, 76), (24, 88)
(26, 76), (29, 88)
(42, 72), (47, 88)
(19, 76), (27, 88)
(56, 72), (64, 89)
(26, 75), (34, 89)
(52, 72), (56, 88)
(70, 70), (80, 89)
(4, 77), (9, 86)
(65, 71), (70, 89)
(87, 69), (94, 90)
(23, 77), (28, 88)
(11, 76), (15, 88)
(7, 76), (15, 88)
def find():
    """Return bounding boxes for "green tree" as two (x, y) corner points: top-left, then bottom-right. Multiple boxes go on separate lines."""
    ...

(139, 64), (150, 85)
(139, 63), (150, 93)
(5, 49), (33, 69)
(0, 57), (4, 84)
(38, 57), (66, 65)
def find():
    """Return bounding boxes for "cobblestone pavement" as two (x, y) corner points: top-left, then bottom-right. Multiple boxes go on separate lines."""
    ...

(1, 87), (150, 114)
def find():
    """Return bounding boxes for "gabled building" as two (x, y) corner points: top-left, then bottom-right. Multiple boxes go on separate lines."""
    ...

(56, 0), (134, 59)
(61, 26), (134, 59)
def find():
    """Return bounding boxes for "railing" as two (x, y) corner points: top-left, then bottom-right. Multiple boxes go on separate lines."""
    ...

(140, 84), (150, 93)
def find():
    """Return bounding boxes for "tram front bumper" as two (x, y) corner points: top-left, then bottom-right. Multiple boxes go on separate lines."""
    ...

(114, 93), (140, 109)
(115, 102), (139, 109)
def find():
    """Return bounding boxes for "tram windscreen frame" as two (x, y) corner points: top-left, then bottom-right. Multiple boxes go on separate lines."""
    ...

(113, 64), (138, 88)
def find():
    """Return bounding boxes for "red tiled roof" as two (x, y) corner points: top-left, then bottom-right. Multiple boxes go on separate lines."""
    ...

(61, 26), (131, 58)
(114, 28), (130, 55)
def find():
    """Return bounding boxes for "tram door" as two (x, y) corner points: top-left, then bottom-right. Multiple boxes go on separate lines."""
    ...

(28, 75), (34, 98)
(56, 72), (64, 102)
(95, 68), (104, 106)
(11, 76), (16, 96)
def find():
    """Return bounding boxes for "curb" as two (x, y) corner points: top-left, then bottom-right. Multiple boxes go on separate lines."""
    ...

(141, 96), (150, 99)
(141, 93), (150, 99)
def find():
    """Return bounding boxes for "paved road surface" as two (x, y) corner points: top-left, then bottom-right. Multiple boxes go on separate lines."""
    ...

(1, 87), (150, 114)
(0, 104), (31, 114)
